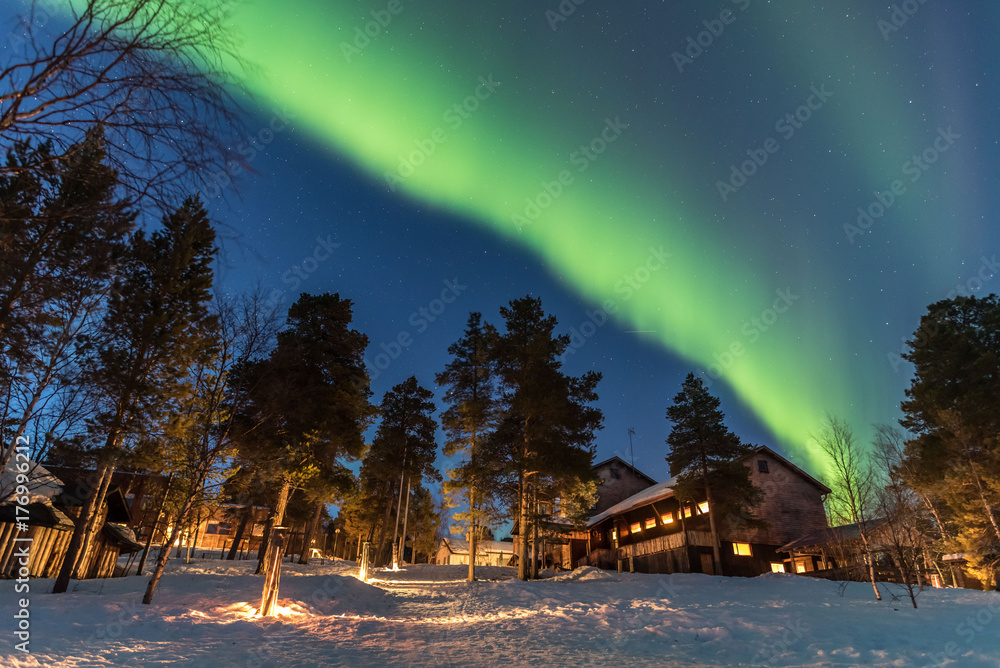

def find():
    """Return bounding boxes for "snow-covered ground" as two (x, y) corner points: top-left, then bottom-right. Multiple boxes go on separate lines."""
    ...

(3, 557), (1000, 667)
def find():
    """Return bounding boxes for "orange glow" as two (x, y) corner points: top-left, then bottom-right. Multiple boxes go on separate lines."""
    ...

(661, 513), (674, 524)
(733, 542), (752, 556)
(630, 522), (642, 533)
(644, 518), (656, 529)
(698, 501), (710, 514)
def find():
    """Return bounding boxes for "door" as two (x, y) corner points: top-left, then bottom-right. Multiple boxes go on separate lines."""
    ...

(700, 552), (714, 575)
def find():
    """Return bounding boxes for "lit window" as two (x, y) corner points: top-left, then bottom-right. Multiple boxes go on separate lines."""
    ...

(770, 562), (786, 573)
(732, 542), (752, 556)
(698, 502), (710, 514)
(661, 513), (674, 524)
(683, 506), (692, 518)
(611, 529), (617, 540)
(630, 522), (642, 534)
(795, 560), (808, 574)
(645, 518), (656, 529)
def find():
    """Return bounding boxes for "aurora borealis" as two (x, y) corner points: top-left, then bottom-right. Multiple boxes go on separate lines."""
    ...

(209, 1), (998, 478)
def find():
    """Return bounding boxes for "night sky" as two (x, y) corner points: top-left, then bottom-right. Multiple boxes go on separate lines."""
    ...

(206, 1), (999, 484)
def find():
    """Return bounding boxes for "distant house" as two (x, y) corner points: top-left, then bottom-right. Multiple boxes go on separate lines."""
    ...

(435, 537), (515, 567)
(582, 446), (831, 577)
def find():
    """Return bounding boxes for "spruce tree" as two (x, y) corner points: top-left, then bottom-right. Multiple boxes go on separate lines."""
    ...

(665, 373), (760, 576)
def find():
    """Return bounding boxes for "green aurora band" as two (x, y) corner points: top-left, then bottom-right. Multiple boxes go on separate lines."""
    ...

(217, 1), (987, 473)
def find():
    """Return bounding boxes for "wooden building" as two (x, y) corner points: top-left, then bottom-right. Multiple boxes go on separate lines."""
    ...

(581, 446), (831, 577)
(0, 464), (144, 580)
(435, 537), (515, 566)
(591, 456), (658, 515)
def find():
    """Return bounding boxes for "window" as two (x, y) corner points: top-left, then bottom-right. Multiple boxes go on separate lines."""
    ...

(610, 467), (621, 479)
(611, 529), (617, 541)
(795, 559), (809, 574)
(630, 522), (642, 534)
(645, 518), (656, 529)
(206, 522), (232, 536)
(661, 513), (674, 524)
(758, 460), (769, 473)
(683, 506), (692, 518)
(621, 525), (628, 536)
(697, 501), (710, 515)
(770, 562), (786, 573)
(732, 542), (752, 556)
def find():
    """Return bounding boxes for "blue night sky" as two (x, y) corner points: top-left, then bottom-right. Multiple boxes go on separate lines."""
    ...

(203, 0), (998, 486)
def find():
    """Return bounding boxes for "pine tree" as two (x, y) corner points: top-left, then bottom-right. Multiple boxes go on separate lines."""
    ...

(490, 297), (602, 580)
(436, 312), (501, 581)
(52, 195), (218, 593)
(901, 295), (1000, 582)
(234, 292), (374, 575)
(368, 377), (439, 568)
(665, 373), (760, 577)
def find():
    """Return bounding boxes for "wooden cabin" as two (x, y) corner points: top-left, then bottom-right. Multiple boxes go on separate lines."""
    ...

(0, 464), (144, 579)
(582, 446), (831, 577)
(435, 537), (515, 566)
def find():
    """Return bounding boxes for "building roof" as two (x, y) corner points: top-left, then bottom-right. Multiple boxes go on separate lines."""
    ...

(0, 501), (74, 530)
(441, 537), (515, 554)
(592, 456), (658, 485)
(587, 475), (679, 528)
(588, 445), (831, 529)
(102, 522), (144, 553)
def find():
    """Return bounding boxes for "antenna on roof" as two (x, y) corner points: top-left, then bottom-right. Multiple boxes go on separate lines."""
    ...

(627, 427), (636, 471)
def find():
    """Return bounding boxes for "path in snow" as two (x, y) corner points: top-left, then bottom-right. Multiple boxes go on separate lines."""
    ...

(3, 559), (1000, 666)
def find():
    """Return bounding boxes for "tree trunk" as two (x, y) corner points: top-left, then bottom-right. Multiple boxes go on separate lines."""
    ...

(400, 476), (412, 566)
(531, 486), (540, 579)
(701, 461), (722, 577)
(298, 501), (323, 565)
(391, 466), (406, 569)
(227, 503), (253, 560)
(518, 472), (528, 580)
(143, 510), (188, 604)
(74, 460), (118, 578)
(52, 461), (113, 593)
(136, 474), (174, 576)
(256, 478), (290, 575)
(467, 484), (477, 583)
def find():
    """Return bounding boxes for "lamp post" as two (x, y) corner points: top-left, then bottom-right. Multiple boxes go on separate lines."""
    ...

(334, 528), (341, 560)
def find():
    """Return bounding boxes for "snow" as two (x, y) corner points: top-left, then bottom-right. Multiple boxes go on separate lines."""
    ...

(4, 557), (1000, 667)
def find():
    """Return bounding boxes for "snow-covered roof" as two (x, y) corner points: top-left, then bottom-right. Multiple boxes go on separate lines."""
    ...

(587, 475), (679, 528)
(441, 537), (515, 554)
(1, 458), (63, 503)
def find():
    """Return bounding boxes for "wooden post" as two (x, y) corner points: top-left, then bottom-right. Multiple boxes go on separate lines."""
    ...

(259, 527), (288, 617)
(359, 541), (371, 582)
